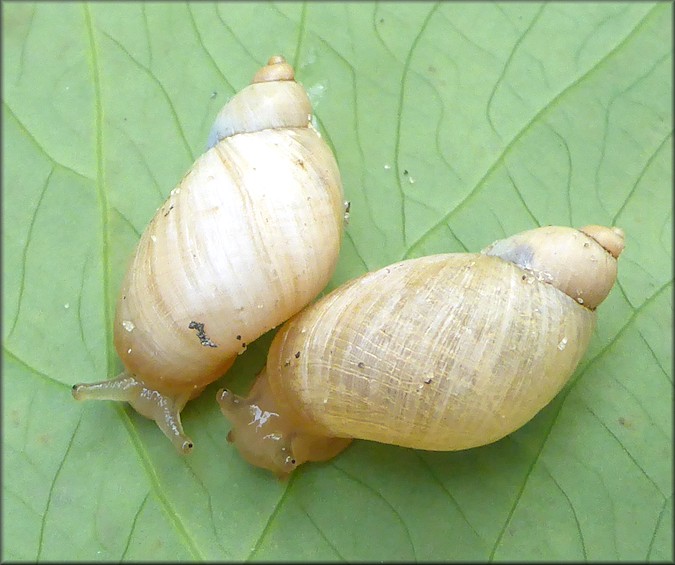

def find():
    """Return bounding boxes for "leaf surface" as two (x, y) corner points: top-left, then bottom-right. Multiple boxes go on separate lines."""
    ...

(2, 2), (672, 561)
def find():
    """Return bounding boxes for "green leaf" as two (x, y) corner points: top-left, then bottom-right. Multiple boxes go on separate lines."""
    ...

(2, 2), (672, 561)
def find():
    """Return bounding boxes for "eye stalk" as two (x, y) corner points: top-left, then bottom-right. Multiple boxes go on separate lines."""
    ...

(218, 387), (298, 478)
(217, 369), (353, 477)
(274, 446), (298, 479)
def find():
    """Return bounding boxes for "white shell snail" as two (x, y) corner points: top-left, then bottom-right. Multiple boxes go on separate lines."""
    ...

(217, 225), (625, 477)
(72, 56), (345, 453)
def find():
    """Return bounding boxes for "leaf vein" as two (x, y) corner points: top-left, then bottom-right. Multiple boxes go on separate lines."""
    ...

(333, 463), (417, 560)
(98, 28), (195, 163)
(109, 122), (165, 203)
(646, 495), (672, 560)
(637, 330), (670, 383)
(213, 5), (258, 74)
(76, 252), (99, 371)
(3, 346), (66, 389)
(113, 405), (206, 560)
(185, 4), (233, 91)
(596, 52), (671, 218)
(15, 1), (36, 84)
(312, 35), (388, 250)
(120, 491), (150, 560)
(415, 452), (483, 542)
(394, 1), (441, 247)
(36, 416), (82, 561)
(504, 167), (541, 227)
(486, 4), (546, 137)
(298, 499), (347, 561)
(541, 462), (588, 559)
(181, 459), (231, 557)
(489, 279), (671, 559)
(246, 473), (296, 560)
(581, 401), (666, 498)
(612, 128), (673, 225)
(404, 3), (665, 260)
(545, 123), (574, 225)
(293, 2), (307, 70)
(3, 101), (93, 181)
(344, 231), (369, 272)
(8, 166), (55, 339)
(83, 4), (114, 376)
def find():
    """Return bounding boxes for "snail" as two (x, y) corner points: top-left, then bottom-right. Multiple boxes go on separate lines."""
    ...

(217, 224), (625, 477)
(72, 56), (345, 453)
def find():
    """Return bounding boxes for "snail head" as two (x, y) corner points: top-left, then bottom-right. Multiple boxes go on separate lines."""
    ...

(217, 385), (298, 479)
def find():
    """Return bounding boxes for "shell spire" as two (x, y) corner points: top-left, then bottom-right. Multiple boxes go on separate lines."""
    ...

(72, 55), (344, 453)
(579, 225), (625, 259)
(217, 224), (625, 476)
(207, 55), (312, 148)
(482, 225), (624, 309)
(252, 55), (295, 83)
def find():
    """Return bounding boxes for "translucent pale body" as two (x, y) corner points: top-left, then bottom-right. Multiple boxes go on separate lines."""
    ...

(72, 55), (345, 453)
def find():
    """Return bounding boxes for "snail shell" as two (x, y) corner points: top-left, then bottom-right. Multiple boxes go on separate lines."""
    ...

(217, 225), (625, 477)
(72, 56), (345, 453)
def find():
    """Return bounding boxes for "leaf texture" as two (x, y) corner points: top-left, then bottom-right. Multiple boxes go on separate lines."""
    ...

(2, 2), (672, 561)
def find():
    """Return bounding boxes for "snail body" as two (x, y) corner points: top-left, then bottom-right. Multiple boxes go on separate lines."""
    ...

(218, 225), (625, 477)
(73, 56), (345, 453)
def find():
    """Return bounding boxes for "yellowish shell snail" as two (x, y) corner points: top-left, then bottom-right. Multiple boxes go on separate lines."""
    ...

(72, 56), (345, 453)
(217, 224), (625, 477)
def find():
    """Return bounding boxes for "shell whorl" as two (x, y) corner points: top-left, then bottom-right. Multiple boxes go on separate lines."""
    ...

(114, 55), (344, 389)
(264, 253), (597, 451)
(252, 55), (295, 83)
(482, 225), (624, 309)
(207, 55), (312, 148)
(579, 225), (625, 259)
(218, 224), (624, 472)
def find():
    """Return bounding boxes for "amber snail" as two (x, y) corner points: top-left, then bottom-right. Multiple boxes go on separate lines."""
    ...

(72, 56), (345, 453)
(217, 224), (625, 477)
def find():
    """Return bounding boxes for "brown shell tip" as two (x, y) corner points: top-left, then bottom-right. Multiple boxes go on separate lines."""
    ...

(252, 55), (295, 84)
(580, 225), (625, 259)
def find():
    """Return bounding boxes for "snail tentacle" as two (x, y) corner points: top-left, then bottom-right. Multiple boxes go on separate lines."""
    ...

(72, 54), (344, 453)
(217, 369), (352, 477)
(73, 371), (195, 453)
(218, 224), (624, 476)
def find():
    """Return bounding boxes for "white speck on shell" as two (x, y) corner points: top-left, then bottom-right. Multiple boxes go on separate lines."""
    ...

(64, 303), (70, 309)
(408, 176), (416, 184)
(150, 235), (157, 243)
(122, 320), (136, 332)
(536, 271), (554, 283)
(127, 348), (132, 354)
(557, 337), (568, 351)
